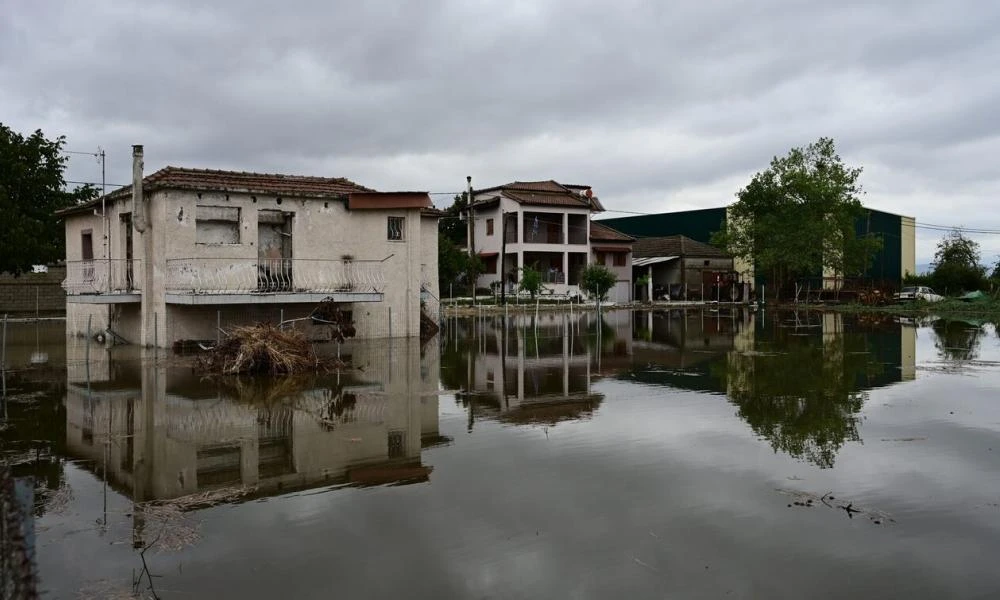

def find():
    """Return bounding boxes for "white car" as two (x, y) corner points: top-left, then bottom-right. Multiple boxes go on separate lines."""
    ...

(893, 286), (944, 303)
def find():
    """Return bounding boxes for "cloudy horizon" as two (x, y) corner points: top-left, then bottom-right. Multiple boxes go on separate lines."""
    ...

(3, 0), (998, 266)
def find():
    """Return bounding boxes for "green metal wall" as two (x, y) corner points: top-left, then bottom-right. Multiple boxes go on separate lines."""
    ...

(600, 207), (727, 244)
(602, 206), (905, 283)
(857, 209), (903, 282)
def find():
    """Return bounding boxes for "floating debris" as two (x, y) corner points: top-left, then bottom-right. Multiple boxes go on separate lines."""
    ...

(776, 488), (895, 524)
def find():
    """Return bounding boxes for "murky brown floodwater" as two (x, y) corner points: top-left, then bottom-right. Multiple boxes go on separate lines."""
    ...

(2, 309), (999, 599)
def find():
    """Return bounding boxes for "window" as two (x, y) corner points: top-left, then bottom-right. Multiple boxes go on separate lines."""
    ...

(81, 230), (94, 281)
(388, 216), (405, 241)
(484, 255), (498, 274)
(613, 252), (626, 267)
(81, 230), (94, 260)
(486, 218), (494, 236)
(596, 252), (606, 266)
(196, 206), (240, 244)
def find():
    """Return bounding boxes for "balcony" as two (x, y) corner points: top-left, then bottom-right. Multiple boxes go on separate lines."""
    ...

(63, 260), (142, 303)
(164, 258), (385, 305)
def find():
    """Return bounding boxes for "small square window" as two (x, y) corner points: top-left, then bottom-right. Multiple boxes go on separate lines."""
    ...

(486, 218), (494, 236)
(388, 216), (405, 241)
(596, 252), (606, 266)
(613, 253), (626, 267)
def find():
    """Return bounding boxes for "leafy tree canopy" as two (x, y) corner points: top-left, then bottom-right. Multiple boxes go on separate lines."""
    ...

(713, 137), (880, 296)
(0, 123), (97, 275)
(579, 264), (617, 302)
(437, 192), (482, 294)
(518, 265), (543, 299)
(929, 229), (986, 294)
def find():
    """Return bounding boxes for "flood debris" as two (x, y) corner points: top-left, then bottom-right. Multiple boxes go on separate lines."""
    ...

(197, 324), (340, 375)
(777, 488), (895, 525)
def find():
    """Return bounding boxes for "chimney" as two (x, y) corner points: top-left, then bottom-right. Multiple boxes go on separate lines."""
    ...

(132, 145), (146, 232)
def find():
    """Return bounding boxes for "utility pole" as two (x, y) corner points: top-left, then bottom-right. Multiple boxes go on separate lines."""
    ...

(467, 176), (476, 305)
(500, 209), (507, 305)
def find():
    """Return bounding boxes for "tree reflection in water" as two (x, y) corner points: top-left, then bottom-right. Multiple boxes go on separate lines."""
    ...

(725, 312), (893, 469)
(932, 319), (985, 361)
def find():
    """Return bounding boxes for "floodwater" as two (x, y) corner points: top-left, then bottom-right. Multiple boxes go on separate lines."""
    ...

(2, 310), (1000, 599)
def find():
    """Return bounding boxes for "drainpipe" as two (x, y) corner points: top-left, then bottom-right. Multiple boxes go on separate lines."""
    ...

(132, 145), (146, 233)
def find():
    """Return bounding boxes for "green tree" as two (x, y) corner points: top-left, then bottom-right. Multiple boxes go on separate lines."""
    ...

(518, 265), (543, 299)
(929, 230), (986, 294)
(440, 192), (470, 246)
(713, 137), (881, 299)
(437, 192), (483, 295)
(0, 123), (96, 275)
(438, 237), (483, 296)
(579, 264), (617, 308)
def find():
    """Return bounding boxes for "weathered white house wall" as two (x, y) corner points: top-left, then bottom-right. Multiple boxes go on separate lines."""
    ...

(65, 184), (437, 346)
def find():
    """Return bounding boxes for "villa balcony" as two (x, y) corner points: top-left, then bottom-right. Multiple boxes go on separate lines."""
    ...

(164, 258), (386, 305)
(63, 259), (143, 303)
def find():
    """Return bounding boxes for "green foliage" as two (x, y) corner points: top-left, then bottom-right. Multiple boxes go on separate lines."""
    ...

(439, 192), (470, 246)
(928, 230), (986, 295)
(990, 259), (1000, 281)
(518, 265), (543, 299)
(713, 137), (881, 297)
(438, 237), (483, 295)
(724, 315), (878, 468)
(0, 123), (96, 275)
(579, 263), (617, 302)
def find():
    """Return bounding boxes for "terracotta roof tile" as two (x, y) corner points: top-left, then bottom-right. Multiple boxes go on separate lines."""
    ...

(633, 235), (729, 259)
(589, 221), (634, 242)
(58, 166), (375, 216)
(501, 189), (591, 208)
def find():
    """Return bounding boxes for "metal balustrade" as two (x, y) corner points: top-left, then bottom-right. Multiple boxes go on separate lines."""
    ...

(165, 258), (386, 295)
(62, 259), (143, 295)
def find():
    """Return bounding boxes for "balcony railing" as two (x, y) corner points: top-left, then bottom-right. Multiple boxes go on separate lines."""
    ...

(165, 258), (386, 295)
(63, 259), (143, 295)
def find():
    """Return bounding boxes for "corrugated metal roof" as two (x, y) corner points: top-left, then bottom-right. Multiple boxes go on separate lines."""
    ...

(633, 256), (678, 267)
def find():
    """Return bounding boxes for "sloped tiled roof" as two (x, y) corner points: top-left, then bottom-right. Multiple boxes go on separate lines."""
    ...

(58, 166), (375, 216)
(472, 180), (603, 211)
(589, 221), (634, 243)
(633, 235), (730, 259)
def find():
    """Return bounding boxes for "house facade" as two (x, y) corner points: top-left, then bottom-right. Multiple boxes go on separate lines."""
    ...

(466, 180), (631, 299)
(58, 146), (439, 347)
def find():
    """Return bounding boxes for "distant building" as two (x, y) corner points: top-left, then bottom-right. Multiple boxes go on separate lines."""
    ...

(631, 235), (735, 301)
(600, 206), (916, 289)
(466, 180), (633, 302)
(57, 146), (440, 346)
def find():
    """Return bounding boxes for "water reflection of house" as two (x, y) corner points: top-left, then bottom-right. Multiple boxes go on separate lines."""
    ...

(63, 337), (442, 502)
(449, 312), (606, 427)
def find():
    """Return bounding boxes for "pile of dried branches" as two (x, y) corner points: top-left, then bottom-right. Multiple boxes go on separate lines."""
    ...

(198, 324), (328, 375)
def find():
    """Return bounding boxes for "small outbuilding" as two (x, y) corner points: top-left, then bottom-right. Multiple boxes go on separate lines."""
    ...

(631, 235), (737, 301)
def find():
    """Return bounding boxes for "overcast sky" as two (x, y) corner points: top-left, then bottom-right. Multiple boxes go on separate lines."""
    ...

(2, 0), (998, 265)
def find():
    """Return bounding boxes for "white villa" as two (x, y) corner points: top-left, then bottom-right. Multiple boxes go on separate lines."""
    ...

(58, 146), (440, 347)
(466, 180), (633, 302)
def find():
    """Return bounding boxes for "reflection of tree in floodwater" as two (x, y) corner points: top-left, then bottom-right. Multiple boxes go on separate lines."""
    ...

(932, 319), (985, 361)
(726, 315), (885, 469)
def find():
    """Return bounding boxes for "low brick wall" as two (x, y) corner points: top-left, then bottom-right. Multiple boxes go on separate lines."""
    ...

(0, 266), (67, 315)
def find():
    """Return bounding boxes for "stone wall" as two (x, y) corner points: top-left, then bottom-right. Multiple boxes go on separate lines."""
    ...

(0, 266), (66, 315)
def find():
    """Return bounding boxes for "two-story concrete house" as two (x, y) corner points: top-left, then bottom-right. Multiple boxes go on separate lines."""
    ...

(466, 180), (632, 301)
(58, 146), (439, 347)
